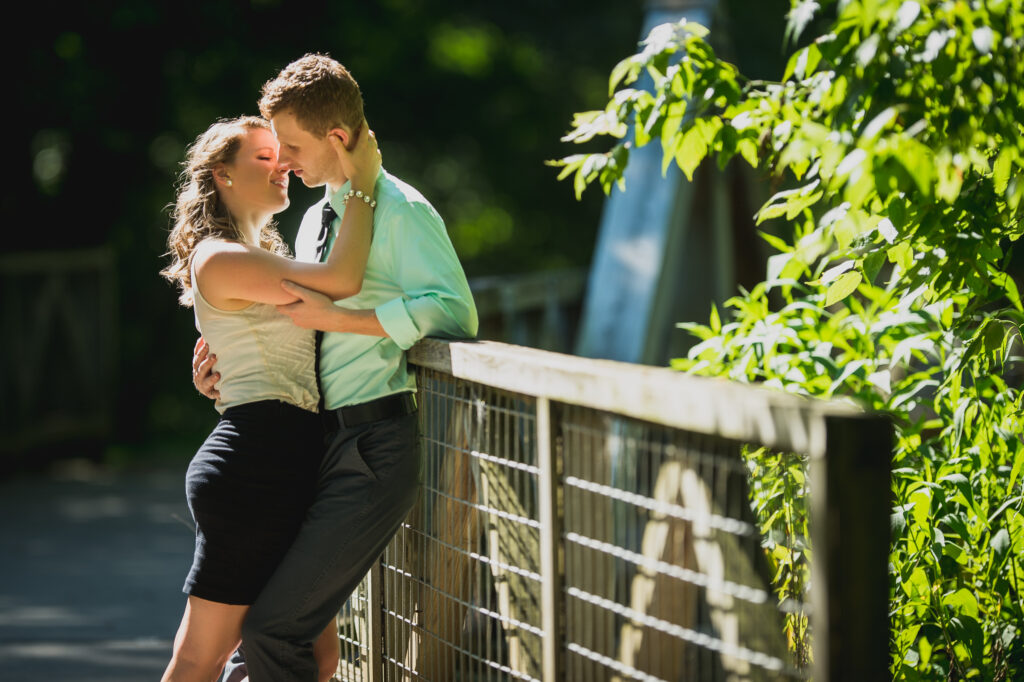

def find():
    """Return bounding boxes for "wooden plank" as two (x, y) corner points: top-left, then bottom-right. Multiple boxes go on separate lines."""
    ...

(409, 339), (858, 458)
(1, 247), (117, 458)
(470, 268), (587, 317)
(811, 415), (892, 682)
(366, 563), (383, 682)
(537, 398), (566, 682)
(0, 247), (114, 273)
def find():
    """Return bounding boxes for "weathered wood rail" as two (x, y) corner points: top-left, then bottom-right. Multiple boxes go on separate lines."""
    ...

(335, 338), (891, 682)
(0, 248), (116, 461)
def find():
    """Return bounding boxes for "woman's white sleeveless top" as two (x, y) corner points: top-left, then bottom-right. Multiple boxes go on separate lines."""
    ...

(190, 249), (319, 414)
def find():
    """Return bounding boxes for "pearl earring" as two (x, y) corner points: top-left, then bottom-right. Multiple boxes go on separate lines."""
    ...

(225, 179), (233, 187)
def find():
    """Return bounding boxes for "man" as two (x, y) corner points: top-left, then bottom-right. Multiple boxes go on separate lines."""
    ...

(193, 54), (477, 680)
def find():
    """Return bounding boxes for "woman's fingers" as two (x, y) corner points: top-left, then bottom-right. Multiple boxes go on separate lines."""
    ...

(335, 125), (381, 190)
(192, 339), (208, 374)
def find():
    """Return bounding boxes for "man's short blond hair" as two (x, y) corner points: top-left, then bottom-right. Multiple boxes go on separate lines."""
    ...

(259, 54), (364, 137)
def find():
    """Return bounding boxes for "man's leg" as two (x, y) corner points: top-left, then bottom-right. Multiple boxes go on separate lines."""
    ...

(223, 622), (337, 682)
(240, 411), (420, 681)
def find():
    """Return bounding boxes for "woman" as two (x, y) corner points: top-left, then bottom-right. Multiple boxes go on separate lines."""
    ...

(159, 115), (379, 682)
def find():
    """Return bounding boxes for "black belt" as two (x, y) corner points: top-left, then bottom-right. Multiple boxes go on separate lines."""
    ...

(322, 392), (417, 431)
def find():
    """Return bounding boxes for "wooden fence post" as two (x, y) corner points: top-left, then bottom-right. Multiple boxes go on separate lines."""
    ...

(538, 397), (566, 682)
(366, 561), (384, 682)
(811, 414), (892, 682)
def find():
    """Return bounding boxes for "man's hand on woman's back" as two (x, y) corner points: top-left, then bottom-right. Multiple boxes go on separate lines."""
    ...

(192, 337), (221, 399)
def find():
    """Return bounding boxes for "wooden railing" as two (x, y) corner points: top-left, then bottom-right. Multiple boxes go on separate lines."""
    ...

(469, 268), (586, 353)
(0, 248), (116, 461)
(334, 338), (892, 682)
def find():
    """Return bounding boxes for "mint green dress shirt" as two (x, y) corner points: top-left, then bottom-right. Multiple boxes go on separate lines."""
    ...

(294, 169), (478, 410)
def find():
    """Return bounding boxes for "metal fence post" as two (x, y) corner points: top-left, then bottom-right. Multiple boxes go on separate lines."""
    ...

(366, 560), (384, 682)
(811, 414), (892, 682)
(537, 397), (566, 682)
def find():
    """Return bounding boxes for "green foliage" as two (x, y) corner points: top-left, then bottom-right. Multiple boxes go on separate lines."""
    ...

(557, 1), (1024, 678)
(13, 0), (644, 445)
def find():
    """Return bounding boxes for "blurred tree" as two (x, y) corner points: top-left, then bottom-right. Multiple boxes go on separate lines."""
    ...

(7, 0), (643, 448)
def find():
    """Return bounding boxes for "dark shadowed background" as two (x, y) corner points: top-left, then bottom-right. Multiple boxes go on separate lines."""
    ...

(3, 0), (788, 463)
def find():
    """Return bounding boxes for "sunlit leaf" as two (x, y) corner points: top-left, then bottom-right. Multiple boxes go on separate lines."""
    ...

(942, 588), (979, 618)
(994, 149), (1013, 195)
(785, 0), (821, 46)
(891, 1), (921, 36)
(825, 271), (861, 306)
(972, 26), (994, 55)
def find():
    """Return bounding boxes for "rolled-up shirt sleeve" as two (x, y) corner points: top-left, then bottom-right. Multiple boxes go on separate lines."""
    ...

(373, 201), (479, 350)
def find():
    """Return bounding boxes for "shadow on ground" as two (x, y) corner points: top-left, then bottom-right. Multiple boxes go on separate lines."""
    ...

(0, 458), (194, 681)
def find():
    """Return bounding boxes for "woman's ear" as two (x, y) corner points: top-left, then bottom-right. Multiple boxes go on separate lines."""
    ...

(213, 164), (232, 188)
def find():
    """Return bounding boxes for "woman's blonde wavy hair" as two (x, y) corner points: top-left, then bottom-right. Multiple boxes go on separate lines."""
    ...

(161, 116), (289, 306)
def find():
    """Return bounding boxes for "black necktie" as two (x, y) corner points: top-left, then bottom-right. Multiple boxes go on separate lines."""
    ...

(313, 202), (336, 413)
(316, 202), (337, 263)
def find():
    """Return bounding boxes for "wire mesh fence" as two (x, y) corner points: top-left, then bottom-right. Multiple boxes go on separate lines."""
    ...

(560, 407), (802, 681)
(376, 369), (544, 682)
(333, 339), (890, 682)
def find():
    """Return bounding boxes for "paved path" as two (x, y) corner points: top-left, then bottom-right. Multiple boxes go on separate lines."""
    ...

(0, 459), (195, 681)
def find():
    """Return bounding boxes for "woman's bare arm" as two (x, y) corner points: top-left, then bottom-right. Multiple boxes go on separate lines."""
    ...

(193, 130), (380, 307)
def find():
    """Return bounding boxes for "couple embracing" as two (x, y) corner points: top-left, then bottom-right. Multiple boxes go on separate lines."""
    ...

(160, 54), (477, 681)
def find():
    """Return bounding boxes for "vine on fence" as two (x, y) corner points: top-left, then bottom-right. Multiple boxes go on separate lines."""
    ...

(554, 1), (1024, 678)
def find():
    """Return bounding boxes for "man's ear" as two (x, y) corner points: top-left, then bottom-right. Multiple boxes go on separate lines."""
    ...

(328, 127), (352, 150)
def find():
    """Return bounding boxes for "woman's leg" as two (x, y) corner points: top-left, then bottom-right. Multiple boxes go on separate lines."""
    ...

(162, 596), (248, 682)
(314, 621), (340, 682)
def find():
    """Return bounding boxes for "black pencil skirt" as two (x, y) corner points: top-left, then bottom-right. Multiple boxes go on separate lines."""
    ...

(183, 400), (325, 605)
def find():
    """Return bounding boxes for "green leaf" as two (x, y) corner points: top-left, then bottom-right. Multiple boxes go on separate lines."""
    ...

(942, 588), (979, 618)
(891, 1), (921, 36)
(736, 137), (759, 169)
(609, 56), (641, 95)
(855, 34), (880, 68)
(891, 509), (907, 537)
(825, 271), (862, 306)
(573, 164), (587, 200)
(675, 120), (709, 181)
(759, 230), (793, 254)
(660, 109), (686, 175)
(935, 149), (964, 203)
(887, 242), (914, 272)
(902, 565), (930, 598)
(552, 155), (583, 180)
(972, 26), (994, 55)
(994, 149), (1014, 195)
(984, 319), (1006, 356)
(990, 528), (1011, 561)
(919, 635), (933, 666)
(783, 43), (823, 81)
(785, 0), (821, 46)
(952, 398), (970, 449)
(786, 184), (824, 220)
(1010, 447), (1024, 490)
(863, 250), (886, 284)
(948, 615), (984, 666)
(992, 271), (1024, 313)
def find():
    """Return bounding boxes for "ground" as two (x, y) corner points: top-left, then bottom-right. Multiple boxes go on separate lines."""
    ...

(0, 457), (194, 681)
